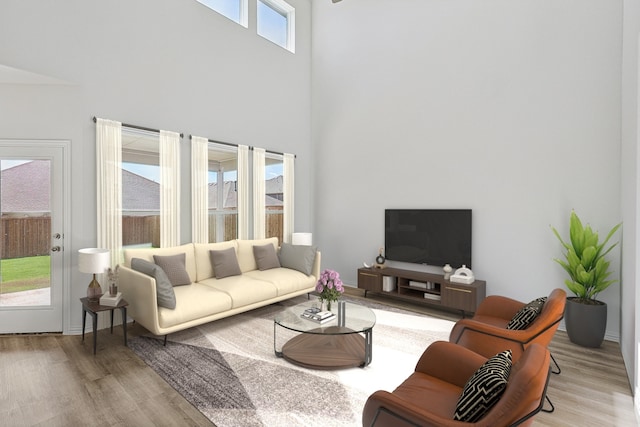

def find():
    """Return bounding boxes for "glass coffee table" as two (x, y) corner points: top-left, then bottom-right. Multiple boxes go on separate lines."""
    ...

(274, 300), (376, 369)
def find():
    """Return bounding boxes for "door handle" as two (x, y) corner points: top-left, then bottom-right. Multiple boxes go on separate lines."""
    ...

(51, 246), (61, 252)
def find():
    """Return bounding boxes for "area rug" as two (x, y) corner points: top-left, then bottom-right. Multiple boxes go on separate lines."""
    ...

(128, 295), (455, 427)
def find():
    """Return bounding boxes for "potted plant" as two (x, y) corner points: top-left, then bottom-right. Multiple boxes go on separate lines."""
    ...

(551, 211), (621, 347)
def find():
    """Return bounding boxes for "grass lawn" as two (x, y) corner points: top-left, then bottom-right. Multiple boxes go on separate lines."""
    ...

(0, 255), (50, 294)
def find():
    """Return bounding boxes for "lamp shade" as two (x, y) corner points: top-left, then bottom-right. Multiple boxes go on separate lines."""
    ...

(78, 248), (110, 274)
(291, 232), (313, 246)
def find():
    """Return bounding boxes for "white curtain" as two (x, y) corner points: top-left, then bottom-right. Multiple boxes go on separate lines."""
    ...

(252, 147), (266, 239)
(96, 118), (123, 268)
(283, 153), (295, 243)
(160, 130), (181, 247)
(191, 136), (209, 243)
(237, 144), (250, 239)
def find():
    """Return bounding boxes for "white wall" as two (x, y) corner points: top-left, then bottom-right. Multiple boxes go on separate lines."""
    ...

(312, 0), (624, 339)
(622, 0), (640, 413)
(0, 0), (313, 333)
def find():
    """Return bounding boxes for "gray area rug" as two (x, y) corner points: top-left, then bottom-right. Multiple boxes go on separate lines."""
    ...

(129, 295), (454, 427)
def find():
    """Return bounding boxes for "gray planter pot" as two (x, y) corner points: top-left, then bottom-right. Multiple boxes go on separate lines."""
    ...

(564, 297), (607, 348)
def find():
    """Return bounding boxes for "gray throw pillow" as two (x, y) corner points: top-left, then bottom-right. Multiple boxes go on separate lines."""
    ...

(153, 253), (192, 286)
(253, 244), (281, 271)
(209, 247), (242, 279)
(278, 242), (317, 276)
(131, 258), (176, 309)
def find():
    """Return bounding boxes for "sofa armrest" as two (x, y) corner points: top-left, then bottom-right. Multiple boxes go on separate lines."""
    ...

(415, 341), (486, 388)
(118, 265), (162, 335)
(363, 390), (463, 427)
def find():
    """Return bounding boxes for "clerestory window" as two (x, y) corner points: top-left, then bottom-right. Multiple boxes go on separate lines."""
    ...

(257, 0), (295, 52)
(196, 0), (248, 28)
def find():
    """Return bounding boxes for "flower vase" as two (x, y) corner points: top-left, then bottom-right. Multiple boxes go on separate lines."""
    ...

(326, 300), (332, 312)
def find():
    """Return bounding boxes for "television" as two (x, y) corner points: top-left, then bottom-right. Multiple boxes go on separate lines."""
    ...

(385, 209), (472, 268)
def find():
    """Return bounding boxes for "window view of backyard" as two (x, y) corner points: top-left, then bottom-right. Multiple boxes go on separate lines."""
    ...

(0, 160), (52, 305)
(122, 136), (285, 247)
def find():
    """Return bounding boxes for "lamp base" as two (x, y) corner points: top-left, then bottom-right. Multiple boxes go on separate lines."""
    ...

(87, 275), (103, 302)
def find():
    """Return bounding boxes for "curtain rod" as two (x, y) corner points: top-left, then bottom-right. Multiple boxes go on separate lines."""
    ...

(92, 116), (184, 139)
(189, 134), (238, 149)
(190, 134), (295, 158)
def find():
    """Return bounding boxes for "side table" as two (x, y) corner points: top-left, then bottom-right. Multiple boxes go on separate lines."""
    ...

(80, 297), (128, 355)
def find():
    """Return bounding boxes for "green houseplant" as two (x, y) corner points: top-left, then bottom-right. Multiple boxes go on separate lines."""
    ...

(551, 211), (621, 347)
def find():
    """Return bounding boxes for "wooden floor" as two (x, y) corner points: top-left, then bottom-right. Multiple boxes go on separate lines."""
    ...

(0, 290), (638, 426)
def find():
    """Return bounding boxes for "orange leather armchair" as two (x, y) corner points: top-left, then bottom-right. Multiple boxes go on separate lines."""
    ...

(449, 288), (566, 370)
(362, 341), (551, 427)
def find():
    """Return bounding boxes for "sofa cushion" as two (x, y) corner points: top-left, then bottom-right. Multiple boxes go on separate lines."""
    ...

(278, 242), (317, 275)
(454, 349), (513, 422)
(253, 243), (281, 271)
(245, 268), (316, 296)
(193, 240), (238, 281)
(200, 275), (278, 308)
(131, 258), (176, 309)
(153, 253), (192, 286)
(123, 244), (196, 282)
(157, 283), (233, 329)
(237, 238), (279, 273)
(507, 297), (547, 330)
(210, 247), (242, 279)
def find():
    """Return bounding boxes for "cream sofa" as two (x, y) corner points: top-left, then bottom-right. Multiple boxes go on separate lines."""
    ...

(118, 237), (320, 339)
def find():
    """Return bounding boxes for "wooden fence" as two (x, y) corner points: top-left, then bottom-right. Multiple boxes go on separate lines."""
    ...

(1, 216), (52, 259)
(1, 211), (283, 259)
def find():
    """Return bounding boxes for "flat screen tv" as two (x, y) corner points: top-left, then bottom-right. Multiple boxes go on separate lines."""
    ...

(385, 209), (472, 268)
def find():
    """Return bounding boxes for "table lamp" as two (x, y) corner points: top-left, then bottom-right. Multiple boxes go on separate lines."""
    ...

(78, 248), (110, 302)
(291, 232), (312, 246)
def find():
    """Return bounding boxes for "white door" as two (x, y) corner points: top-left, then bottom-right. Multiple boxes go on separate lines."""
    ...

(0, 141), (67, 333)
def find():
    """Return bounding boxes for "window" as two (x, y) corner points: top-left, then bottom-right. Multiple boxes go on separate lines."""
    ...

(257, 0), (295, 52)
(196, 0), (248, 28)
(264, 155), (284, 243)
(208, 144), (239, 242)
(121, 130), (160, 248)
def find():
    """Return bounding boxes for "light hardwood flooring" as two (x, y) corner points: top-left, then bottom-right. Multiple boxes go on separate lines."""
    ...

(0, 290), (638, 426)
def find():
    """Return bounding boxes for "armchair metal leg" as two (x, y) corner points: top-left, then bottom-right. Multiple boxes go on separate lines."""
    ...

(550, 353), (561, 374)
(541, 395), (555, 413)
(163, 335), (168, 346)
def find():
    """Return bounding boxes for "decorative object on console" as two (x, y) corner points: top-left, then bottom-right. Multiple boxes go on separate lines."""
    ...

(450, 265), (475, 284)
(551, 210), (621, 348)
(315, 269), (344, 311)
(443, 263), (453, 280)
(291, 232), (313, 245)
(78, 248), (110, 302)
(374, 246), (386, 269)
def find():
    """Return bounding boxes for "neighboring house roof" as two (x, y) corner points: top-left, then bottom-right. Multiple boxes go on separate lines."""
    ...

(1, 160), (50, 212)
(122, 169), (160, 211)
(208, 181), (283, 209)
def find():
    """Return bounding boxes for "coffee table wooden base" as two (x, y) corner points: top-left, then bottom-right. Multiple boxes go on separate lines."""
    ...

(281, 331), (366, 370)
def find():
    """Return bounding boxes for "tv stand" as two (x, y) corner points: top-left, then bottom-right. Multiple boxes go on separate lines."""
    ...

(357, 267), (486, 316)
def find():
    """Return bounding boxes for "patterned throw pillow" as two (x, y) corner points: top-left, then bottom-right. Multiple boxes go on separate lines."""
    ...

(153, 253), (192, 286)
(507, 297), (547, 330)
(454, 349), (513, 422)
